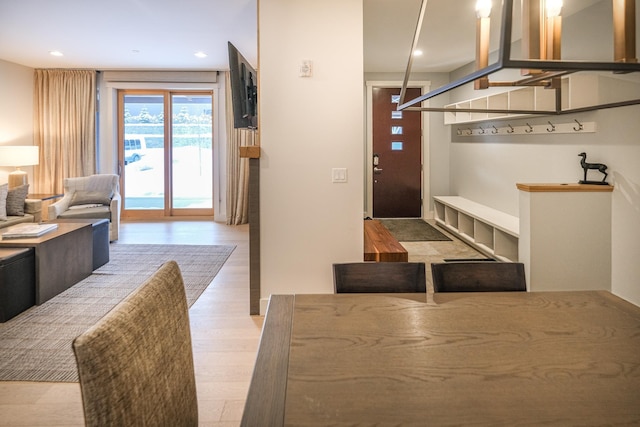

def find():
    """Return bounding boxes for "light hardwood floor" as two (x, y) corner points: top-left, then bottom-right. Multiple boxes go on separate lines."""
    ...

(0, 219), (481, 426)
(0, 220), (262, 427)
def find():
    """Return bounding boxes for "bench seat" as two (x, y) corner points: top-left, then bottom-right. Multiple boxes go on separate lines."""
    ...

(363, 220), (408, 262)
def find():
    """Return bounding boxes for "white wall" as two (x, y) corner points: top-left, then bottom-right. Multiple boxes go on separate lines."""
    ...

(0, 59), (34, 185)
(258, 0), (364, 308)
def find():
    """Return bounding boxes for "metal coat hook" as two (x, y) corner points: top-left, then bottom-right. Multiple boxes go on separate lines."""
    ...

(507, 124), (514, 134)
(466, 128), (473, 135)
(456, 128), (462, 136)
(547, 121), (556, 132)
(492, 125), (499, 134)
(525, 123), (534, 133)
(479, 125), (486, 134)
(573, 119), (584, 131)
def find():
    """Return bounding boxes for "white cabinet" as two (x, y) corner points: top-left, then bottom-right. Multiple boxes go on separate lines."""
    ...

(517, 183), (613, 292)
(433, 196), (519, 262)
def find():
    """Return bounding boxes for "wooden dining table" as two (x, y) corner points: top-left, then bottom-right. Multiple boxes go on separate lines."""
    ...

(241, 291), (640, 426)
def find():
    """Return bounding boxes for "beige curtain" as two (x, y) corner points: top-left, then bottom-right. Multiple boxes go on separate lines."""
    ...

(225, 71), (255, 225)
(33, 69), (97, 194)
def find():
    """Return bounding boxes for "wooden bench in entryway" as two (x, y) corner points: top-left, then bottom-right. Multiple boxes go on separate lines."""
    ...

(363, 219), (408, 262)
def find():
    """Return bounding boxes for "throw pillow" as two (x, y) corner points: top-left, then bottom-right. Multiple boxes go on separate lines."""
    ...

(0, 183), (8, 221)
(6, 184), (29, 216)
(70, 190), (113, 207)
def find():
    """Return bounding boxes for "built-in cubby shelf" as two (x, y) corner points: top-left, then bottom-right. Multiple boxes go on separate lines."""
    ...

(444, 73), (640, 125)
(443, 86), (557, 125)
(433, 196), (519, 262)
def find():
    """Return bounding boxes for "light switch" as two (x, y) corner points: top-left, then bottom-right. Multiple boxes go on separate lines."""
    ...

(332, 168), (347, 183)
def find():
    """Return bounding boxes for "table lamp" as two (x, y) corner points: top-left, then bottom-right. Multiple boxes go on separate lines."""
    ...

(0, 145), (40, 189)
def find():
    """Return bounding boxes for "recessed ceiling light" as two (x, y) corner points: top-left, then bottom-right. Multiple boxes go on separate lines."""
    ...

(49, 50), (63, 57)
(194, 51), (207, 58)
(413, 50), (423, 57)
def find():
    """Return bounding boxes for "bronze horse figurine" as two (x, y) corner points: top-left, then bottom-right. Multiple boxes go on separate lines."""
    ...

(578, 152), (608, 183)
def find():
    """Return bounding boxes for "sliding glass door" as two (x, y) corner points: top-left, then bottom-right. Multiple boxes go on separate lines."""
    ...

(118, 90), (213, 219)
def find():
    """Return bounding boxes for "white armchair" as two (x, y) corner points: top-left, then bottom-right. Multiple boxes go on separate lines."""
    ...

(48, 174), (121, 241)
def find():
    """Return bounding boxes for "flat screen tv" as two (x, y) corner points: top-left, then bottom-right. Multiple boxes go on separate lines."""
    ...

(228, 42), (258, 129)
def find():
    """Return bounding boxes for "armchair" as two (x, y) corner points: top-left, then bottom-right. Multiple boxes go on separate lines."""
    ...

(48, 174), (121, 241)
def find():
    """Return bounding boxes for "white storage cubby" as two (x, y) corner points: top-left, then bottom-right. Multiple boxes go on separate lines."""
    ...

(433, 196), (519, 262)
(443, 73), (640, 125)
(458, 212), (474, 239)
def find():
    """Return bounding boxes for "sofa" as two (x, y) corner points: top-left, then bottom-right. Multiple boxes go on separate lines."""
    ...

(48, 174), (121, 242)
(0, 183), (43, 230)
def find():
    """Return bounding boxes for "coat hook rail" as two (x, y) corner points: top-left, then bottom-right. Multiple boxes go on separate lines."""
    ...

(547, 121), (556, 132)
(456, 120), (596, 137)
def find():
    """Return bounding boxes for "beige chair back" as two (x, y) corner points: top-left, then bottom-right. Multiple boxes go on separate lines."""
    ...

(72, 261), (198, 426)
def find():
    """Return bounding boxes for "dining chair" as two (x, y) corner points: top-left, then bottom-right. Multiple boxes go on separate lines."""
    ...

(72, 261), (198, 426)
(333, 262), (426, 293)
(431, 261), (526, 292)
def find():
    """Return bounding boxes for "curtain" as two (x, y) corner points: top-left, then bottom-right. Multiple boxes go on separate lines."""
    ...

(225, 71), (255, 225)
(33, 69), (97, 194)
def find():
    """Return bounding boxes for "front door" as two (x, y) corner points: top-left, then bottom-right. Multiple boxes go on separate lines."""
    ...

(372, 87), (422, 218)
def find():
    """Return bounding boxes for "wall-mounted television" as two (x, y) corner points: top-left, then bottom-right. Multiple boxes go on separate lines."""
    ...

(228, 42), (258, 129)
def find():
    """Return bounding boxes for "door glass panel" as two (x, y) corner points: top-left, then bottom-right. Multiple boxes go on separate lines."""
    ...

(123, 94), (165, 210)
(171, 94), (213, 209)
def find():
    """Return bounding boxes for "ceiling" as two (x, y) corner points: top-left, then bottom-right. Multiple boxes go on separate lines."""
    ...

(0, 0), (258, 71)
(0, 0), (607, 74)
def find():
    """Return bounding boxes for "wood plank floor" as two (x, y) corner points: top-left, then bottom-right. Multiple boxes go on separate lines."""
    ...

(0, 219), (481, 426)
(0, 220), (261, 427)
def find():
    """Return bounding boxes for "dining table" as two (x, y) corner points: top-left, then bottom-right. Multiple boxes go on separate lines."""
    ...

(241, 291), (640, 426)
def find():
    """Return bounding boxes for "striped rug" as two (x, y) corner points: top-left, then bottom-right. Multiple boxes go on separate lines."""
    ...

(0, 243), (234, 382)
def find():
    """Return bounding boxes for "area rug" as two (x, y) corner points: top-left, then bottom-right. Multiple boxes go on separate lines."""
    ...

(0, 243), (235, 383)
(378, 219), (451, 242)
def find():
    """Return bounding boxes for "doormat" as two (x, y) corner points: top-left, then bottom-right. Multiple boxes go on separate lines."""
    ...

(378, 219), (451, 242)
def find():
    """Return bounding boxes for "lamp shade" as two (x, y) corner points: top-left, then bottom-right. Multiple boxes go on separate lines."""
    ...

(0, 146), (40, 167)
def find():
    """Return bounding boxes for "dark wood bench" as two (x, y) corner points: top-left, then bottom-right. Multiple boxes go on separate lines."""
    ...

(363, 219), (408, 262)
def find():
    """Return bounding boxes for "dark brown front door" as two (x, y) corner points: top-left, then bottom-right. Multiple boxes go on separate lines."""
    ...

(372, 87), (422, 218)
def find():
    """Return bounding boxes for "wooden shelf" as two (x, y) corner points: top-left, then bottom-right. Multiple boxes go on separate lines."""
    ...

(516, 183), (613, 192)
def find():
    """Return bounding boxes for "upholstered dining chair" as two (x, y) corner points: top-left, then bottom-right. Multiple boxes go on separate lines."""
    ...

(333, 262), (426, 293)
(431, 261), (526, 293)
(72, 261), (198, 426)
